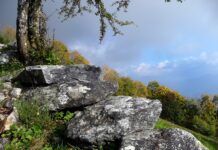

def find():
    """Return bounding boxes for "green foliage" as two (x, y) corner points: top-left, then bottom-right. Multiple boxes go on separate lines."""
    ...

(184, 100), (199, 128)
(0, 58), (23, 77)
(200, 96), (216, 125)
(147, 80), (160, 98)
(102, 65), (119, 82)
(0, 33), (10, 44)
(191, 95), (217, 136)
(0, 26), (16, 44)
(28, 40), (73, 65)
(212, 95), (218, 105)
(151, 85), (186, 125)
(52, 40), (72, 64)
(54, 111), (75, 123)
(3, 124), (43, 150)
(29, 49), (61, 65)
(192, 116), (216, 136)
(59, 0), (133, 42)
(71, 50), (90, 65)
(8, 99), (77, 149)
(15, 100), (52, 129)
(116, 77), (136, 96)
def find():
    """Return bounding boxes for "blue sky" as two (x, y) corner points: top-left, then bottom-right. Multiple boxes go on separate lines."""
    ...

(1, 0), (218, 98)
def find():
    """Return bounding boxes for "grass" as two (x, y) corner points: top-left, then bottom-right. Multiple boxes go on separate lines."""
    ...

(155, 119), (218, 150)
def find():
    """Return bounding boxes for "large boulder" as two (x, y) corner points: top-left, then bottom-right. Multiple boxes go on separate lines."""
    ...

(67, 96), (162, 148)
(121, 128), (207, 150)
(16, 65), (103, 86)
(21, 80), (118, 111)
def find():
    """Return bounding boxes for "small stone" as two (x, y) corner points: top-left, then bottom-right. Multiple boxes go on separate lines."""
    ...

(0, 50), (17, 65)
(0, 93), (5, 102)
(4, 109), (18, 131)
(2, 82), (12, 90)
(0, 44), (6, 49)
(2, 90), (9, 97)
(0, 114), (6, 121)
(10, 88), (22, 98)
(0, 138), (10, 150)
(3, 100), (13, 110)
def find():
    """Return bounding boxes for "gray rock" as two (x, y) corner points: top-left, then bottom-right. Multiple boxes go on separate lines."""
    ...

(3, 100), (13, 110)
(0, 138), (10, 150)
(4, 109), (19, 131)
(0, 44), (6, 49)
(121, 128), (207, 150)
(16, 65), (103, 86)
(0, 93), (5, 102)
(7, 41), (17, 50)
(0, 50), (17, 65)
(10, 88), (22, 98)
(21, 80), (118, 111)
(67, 96), (162, 148)
(0, 76), (13, 82)
(2, 82), (12, 90)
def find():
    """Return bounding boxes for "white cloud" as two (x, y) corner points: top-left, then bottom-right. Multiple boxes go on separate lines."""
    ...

(135, 60), (174, 76)
(134, 51), (218, 77)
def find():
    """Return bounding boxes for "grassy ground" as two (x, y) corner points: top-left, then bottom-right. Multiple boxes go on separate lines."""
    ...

(155, 119), (218, 150)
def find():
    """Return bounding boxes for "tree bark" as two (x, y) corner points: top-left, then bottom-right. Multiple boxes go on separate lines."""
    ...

(17, 0), (47, 64)
(28, 0), (47, 51)
(17, 0), (29, 64)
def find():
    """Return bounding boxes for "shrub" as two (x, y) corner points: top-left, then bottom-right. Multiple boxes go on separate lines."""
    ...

(15, 100), (52, 129)
(51, 40), (72, 64)
(192, 116), (216, 136)
(71, 50), (90, 65)
(53, 111), (75, 123)
(28, 40), (72, 65)
(3, 125), (43, 150)
(0, 58), (23, 77)
(0, 26), (16, 44)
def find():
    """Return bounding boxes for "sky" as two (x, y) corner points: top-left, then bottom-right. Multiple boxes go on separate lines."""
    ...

(1, 0), (218, 98)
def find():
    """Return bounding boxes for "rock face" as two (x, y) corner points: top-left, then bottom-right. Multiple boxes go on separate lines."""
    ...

(2, 64), (207, 150)
(121, 128), (207, 150)
(67, 96), (162, 148)
(21, 80), (118, 111)
(16, 65), (103, 86)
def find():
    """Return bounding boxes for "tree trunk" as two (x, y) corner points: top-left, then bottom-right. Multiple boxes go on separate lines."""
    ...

(28, 0), (47, 51)
(17, 0), (29, 64)
(17, 0), (47, 64)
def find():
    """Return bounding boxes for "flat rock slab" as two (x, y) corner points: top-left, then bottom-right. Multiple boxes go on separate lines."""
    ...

(67, 96), (162, 148)
(16, 65), (103, 86)
(21, 80), (118, 111)
(121, 128), (208, 150)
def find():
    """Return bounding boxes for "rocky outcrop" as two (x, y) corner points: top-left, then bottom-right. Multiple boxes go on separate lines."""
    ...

(67, 96), (162, 148)
(0, 64), (207, 150)
(21, 80), (118, 111)
(16, 65), (103, 86)
(121, 128), (207, 150)
(20, 65), (117, 111)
